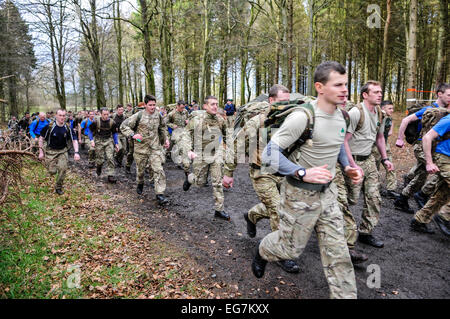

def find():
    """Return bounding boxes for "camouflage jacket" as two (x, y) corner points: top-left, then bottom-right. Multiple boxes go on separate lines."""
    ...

(186, 112), (227, 158)
(120, 110), (167, 153)
(167, 109), (189, 130)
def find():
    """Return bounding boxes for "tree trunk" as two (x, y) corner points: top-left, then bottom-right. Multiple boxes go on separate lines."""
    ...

(406, 0), (417, 109)
(307, 0), (314, 95)
(113, 0), (123, 105)
(139, 0), (155, 95)
(380, 0), (392, 100)
(435, 0), (448, 86)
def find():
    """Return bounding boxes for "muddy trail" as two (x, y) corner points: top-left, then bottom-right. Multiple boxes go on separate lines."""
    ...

(69, 147), (449, 299)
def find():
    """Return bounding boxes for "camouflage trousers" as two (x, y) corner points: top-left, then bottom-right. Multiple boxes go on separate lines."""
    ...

(259, 181), (357, 299)
(170, 128), (190, 173)
(414, 153), (450, 224)
(84, 135), (95, 165)
(115, 134), (128, 165)
(126, 138), (134, 168)
(346, 154), (381, 237)
(248, 168), (282, 231)
(135, 149), (166, 195)
(45, 147), (68, 189)
(188, 159), (224, 211)
(226, 114), (235, 128)
(372, 143), (397, 191)
(95, 137), (115, 176)
(402, 142), (438, 197)
(333, 164), (358, 249)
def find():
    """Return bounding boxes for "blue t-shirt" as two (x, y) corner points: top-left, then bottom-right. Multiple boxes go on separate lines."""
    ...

(81, 118), (94, 136)
(432, 114), (450, 157)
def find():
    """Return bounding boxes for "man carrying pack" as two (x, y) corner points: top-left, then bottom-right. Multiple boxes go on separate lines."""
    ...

(252, 61), (362, 299)
(38, 109), (80, 194)
(167, 100), (190, 180)
(183, 96), (230, 221)
(125, 102), (146, 174)
(373, 100), (399, 199)
(410, 111), (450, 236)
(113, 104), (127, 168)
(29, 112), (49, 153)
(88, 108), (119, 183)
(395, 83), (450, 212)
(342, 80), (393, 249)
(18, 112), (32, 135)
(223, 84), (300, 273)
(120, 95), (170, 205)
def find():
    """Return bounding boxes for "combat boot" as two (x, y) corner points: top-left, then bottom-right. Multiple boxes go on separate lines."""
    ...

(183, 178), (191, 191)
(251, 242), (267, 278)
(358, 233), (384, 248)
(96, 165), (102, 176)
(276, 260), (300, 273)
(136, 183), (144, 195)
(108, 176), (117, 183)
(243, 212), (256, 237)
(156, 194), (168, 205)
(214, 210), (230, 221)
(125, 166), (131, 174)
(385, 190), (400, 200)
(410, 219), (434, 234)
(413, 191), (429, 209)
(394, 194), (414, 214)
(349, 248), (368, 264)
(433, 215), (449, 237)
(88, 162), (95, 168)
(55, 187), (64, 195)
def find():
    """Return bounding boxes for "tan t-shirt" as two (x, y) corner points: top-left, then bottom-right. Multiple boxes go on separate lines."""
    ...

(271, 100), (347, 178)
(347, 102), (384, 156)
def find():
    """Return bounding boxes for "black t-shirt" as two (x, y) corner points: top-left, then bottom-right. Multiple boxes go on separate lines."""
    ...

(113, 114), (126, 133)
(40, 123), (76, 150)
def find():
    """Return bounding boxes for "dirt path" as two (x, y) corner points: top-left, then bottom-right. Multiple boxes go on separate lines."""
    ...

(69, 145), (449, 299)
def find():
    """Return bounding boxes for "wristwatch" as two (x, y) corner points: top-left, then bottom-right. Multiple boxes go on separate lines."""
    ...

(296, 168), (306, 181)
(381, 158), (388, 164)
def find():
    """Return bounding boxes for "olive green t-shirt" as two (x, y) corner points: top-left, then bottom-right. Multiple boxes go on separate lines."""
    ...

(270, 101), (347, 178)
(347, 102), (384, 156)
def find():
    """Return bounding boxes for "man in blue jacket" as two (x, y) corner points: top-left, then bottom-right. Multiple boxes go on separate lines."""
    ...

(29, 112), (49, 153)
(224, 98), (236, 128)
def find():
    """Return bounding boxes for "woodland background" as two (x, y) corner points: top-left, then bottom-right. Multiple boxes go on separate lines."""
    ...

(0, 0), (448, 121)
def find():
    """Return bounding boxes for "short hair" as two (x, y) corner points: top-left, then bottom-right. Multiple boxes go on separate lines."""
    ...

(314, 61), (346, 84)
(144, 94), (156, 104)
(268, 84), (289, 98)
(138, 101), (145, 107)
(56, 109), (66, 115)
(436, 83), (450, 94)
(380, 100), (393, 108)
(126, 103), (132, 108)
(116, 104), (124, 109)
(100, 107), (109, 114)
(360, 80), (381, 100)
(177, 100), (186, 105)
(204, 95), (218, 105)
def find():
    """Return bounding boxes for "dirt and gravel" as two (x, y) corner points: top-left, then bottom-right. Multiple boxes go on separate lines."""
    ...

(69, 141), (449, 299)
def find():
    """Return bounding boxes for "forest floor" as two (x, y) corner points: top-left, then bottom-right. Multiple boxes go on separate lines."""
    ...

(1, 112), (448, 299)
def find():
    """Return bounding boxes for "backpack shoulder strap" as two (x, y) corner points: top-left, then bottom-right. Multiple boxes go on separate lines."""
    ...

(355, 103), (365, 132)
(376, 105), (383, 127)
(340, 109), (350, 129)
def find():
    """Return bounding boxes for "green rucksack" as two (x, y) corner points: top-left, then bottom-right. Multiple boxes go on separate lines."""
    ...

(263, 99), (350, 158)
(420, 107), (450, 149)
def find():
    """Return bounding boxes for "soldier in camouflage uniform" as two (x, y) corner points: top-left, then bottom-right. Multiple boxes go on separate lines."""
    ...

(411, 112), (450, 237)
(223, 84), (300, 273)
(125, 102), (145, 173)
(167, 100), (190, 179)
(371, 101), (399, 198)
(120, 95), (170, 205)
(113, 105), (127, 167)
(343, 81), (394, 249)
(88, 108), (119, 183)
(81, 111), (96, 168)
(183, 96), (230, 220)
(394, 84), (450, 212)
(38, 109), (80, 194)
(253, 61), (362, 299)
